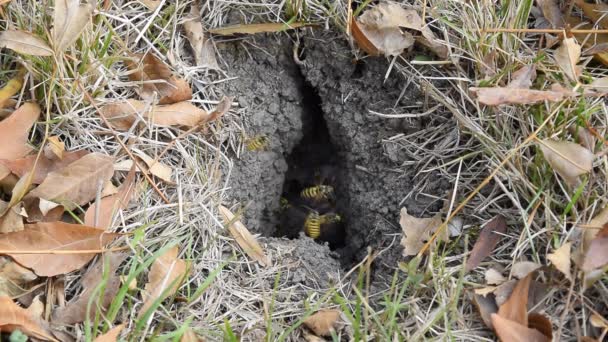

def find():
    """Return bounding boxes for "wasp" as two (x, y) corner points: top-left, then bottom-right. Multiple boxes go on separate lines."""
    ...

(300, 185), (334, 202)
(303, 210), (321, 239)
(319, 212), (341, 225)
(245, 135), (268, 151)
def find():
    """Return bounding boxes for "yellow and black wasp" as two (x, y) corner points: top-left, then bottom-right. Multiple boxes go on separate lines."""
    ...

(300, 185), (334, 202)
(245, 135), (269, 151)
(303, 210), (321, 239)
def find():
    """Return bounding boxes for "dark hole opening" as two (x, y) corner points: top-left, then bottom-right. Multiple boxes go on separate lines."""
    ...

(274, 78), (346, 250)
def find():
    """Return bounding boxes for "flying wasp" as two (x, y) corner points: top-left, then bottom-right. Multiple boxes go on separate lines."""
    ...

(245, 135), (269, 151)
(303, 210), (321, 239)
(300, 185), (334, 202)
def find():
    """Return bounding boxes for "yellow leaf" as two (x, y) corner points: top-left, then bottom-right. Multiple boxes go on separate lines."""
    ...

(0, 68), (26, 108)
(43, 136), (65, 160)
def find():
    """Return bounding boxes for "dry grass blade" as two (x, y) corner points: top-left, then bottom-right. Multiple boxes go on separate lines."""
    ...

(546, 242), (572, 280)
(0, 30), (53, 56)
(101, 100), (209, 130)
(0, 296), (56, 341)
(52, 0), (94, 51)
(538, 139), (593, 185)
(0, 103), (40, 160)
(52, 253), (126, 324)
(94, 324), (125, 342)
(465, 215), (507, 272)
(27, 152), (114, 210)
(303, 309), (341, 337)
(0, 221), (118, 276)
(84, 167), (136, 229)
(218, 205), (270, 267)
(1, 150), (89, 184)
(209, 22), (312, 35)
(139, 246), (190, 318)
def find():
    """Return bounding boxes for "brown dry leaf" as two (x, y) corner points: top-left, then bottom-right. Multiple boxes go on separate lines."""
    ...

(0, 103), (40, 160)
(139, 0), (161, 10)
(101, 180), (119, 197)
(52, 253), (127, 324)
(0, 296), (56, 341)
(555, 37), (582, 82)
(507, 65), (537, 89)
(353, 7), (414, 57)
(0, 202), (25, 233)
(583, 43), (608, 56)
(566, 15), (608, 66)
(469, 87), (572, 106)
(219, 205), (270, 267)
(471, 293), (498, 329)
(0, 221), (118, 277)
(546, 242), (572, 280)
(27, 152), (114, 210)
(132, 149), (172, 183)
(1, 150), (89, 184)
(538, 139), (594, 185)
(183, 6), (219, 69)
(94, 324), (125, 342)
(139, 246), (190, 318)
(497, 273), (532, 324)
(180, 328), (204, 342)
(0, 30), (53, 56)
(37, 198), (61, 216)
(350, 17), (380, 55)
(570, 125), (595, 152)
(84, 167), (136, 229)
(0, 68), (25, 109)
(8, 171), (33, 208)
(101, 99), (210, 130)
(465, 215), (507, 272)
(491, 314), (551, 342)
(399, 207), (444, 256)
(52, 0), (94, 52)
(125, 53), (192, 105)
(511, 261), (542, 279)
(485, 268), (506, 285)
(209, 22), (311, 35)
(535, 0), (565, 28)
(582, 224), (608, 271)
(528, 313), (553, 341)
(303, 309), (341, 337)
(575, 0), (608, 29)
(0, 256), (37, 297)
(43, 136), (64, 160)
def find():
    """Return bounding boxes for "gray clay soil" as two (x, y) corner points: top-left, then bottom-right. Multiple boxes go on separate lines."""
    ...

(220, 30), (451, 281)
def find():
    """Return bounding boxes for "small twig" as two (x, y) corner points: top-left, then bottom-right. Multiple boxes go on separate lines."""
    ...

(481, 28), (608, 34)
(79, 86), (171, 204)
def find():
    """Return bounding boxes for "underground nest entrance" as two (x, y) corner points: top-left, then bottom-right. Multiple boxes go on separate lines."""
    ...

(274, 82), (347, 250)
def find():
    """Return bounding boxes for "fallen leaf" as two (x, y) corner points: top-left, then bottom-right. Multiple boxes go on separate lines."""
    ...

(555, 37), (581, 82)
(0, 202), (25, 233)
(84, 166), (136, 229)
(491, 313), (551, 342)
(8, 171), (33, 208)
(507, 65), (537, 89)
(219, 205), (270, 266)
(0, 221), (118, 277)
(0, 150), (89, 184)
(27, 152), (114, 210)
(546, 242), (572, 280)
(209, 22), (311, 35)
(43, 136), (64, 160)
(575, 0), (608, 29)
(485, 268), (506, 285)
(399, 207), (444, 256)
(570, 125), (595, 152)
(350, 17), (380, 55)
(183, 6), (219, 69)
(498, 273), (532, 324)
(0, 30), (53, 56)
(493, 279), (517, 306)
(0, 257), (37, 297)
(511, 261), (542, 279)
(132, 149), (172, 183)
(303, 309), (341, 337)
(139, 0), (161, 10)
(38, 198), (59, 216)
(535, 0), (565, 28)
(528, 313), (553, 340)
(101, 180), (119, 197)
(180, 328), (204, 342)
(0, 103), (40, 160)
(125, 53), (192, 105)
(465, 215), (507, 272)
(52, 253), (126, 324)
(52, 0), (94, 52)
(0, 68), (26, 108)
(0, 296), (56, 341)
(582, 224), (608, 271)
(353, 5), (415, 57)
(471, 293), (498, 329)
(101, 100), (210, 130)
(538, 139), (594, 185)
(590, 313), (608, 329)
(206, 96), (232, 124)
(469, 87), (572, 106)
(474, 285), (498, 296)
(94, 324), (125, 342)
(139, 246), (190, 318)
(566, 15), (608, 66)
